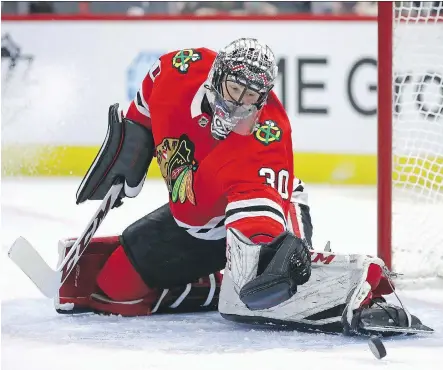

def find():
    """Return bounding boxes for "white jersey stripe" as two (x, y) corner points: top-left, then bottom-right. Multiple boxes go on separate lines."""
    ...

(185, 226), (226, 241)
(225, 211), (286, 229)
(174, 215), (226, 240)
(226, 197), (285, 216)
(174, 215), (225, 230)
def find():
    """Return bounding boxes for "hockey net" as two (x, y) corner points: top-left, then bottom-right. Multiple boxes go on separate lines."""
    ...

(378, 2), (443, 286)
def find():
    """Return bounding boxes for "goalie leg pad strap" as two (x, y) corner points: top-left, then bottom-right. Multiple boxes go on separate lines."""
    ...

(87, 272), (223, 317)
(76, 103), (155, 204)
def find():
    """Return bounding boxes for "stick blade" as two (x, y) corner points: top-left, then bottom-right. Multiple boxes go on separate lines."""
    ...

(8, 237), (60, 298)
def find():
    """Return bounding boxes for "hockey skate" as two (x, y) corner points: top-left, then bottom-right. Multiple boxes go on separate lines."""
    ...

(342, 274), (434, 337)
(344, 299), (434, 336)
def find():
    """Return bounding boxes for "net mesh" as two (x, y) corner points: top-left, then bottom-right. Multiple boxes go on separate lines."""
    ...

(392, 1), (443, 281)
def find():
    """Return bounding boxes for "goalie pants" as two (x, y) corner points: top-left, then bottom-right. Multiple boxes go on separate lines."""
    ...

(98, 203), (227, 300)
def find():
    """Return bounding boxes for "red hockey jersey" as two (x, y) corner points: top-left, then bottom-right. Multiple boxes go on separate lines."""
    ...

(125, 47), (296, 243)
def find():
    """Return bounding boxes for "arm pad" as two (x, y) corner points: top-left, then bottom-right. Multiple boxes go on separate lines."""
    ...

(76, 103), (155, 204)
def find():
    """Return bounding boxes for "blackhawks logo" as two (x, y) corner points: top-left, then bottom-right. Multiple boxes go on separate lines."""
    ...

(254, 120), (282, 146)
(172, 49), (201, 74)
(156, 135), (198, 205)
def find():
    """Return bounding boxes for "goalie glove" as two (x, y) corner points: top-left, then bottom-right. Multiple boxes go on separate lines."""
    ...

(225, 228), (311, 311)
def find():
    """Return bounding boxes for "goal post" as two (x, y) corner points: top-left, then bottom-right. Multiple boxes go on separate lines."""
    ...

(378, 2), (393, 271)
(377, 1), (443, 283)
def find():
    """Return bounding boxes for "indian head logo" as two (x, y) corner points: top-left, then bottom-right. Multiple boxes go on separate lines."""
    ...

(156, 135), (198, 205)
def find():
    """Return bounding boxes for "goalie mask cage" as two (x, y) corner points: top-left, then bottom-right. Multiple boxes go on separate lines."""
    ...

(378, 1), (443, 285)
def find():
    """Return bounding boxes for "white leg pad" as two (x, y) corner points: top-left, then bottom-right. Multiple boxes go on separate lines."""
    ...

(220, 228), (386, 327)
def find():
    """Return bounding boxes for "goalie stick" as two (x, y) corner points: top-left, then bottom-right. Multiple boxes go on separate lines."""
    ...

(8, 182), (123, 298)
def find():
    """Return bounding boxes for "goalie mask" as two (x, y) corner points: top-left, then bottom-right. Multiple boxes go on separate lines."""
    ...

(205, 38), (278, 140)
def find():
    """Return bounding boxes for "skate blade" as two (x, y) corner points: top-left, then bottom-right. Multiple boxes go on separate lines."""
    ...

(361, 323), (434, 334)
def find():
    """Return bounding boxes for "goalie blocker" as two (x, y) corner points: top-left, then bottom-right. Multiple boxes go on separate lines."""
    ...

(76, 103), (155, 206)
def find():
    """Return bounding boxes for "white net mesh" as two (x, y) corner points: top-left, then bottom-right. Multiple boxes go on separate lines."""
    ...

(392, 1), (443, 281)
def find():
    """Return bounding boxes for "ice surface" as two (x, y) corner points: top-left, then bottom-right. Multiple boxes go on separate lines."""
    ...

(2, 178), (443, 370)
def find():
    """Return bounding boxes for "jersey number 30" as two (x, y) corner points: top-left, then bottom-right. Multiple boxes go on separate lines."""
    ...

(259, 168), (289, 200)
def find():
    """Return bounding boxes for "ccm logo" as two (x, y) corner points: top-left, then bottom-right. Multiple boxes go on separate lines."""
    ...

(310, 252), (335, 264)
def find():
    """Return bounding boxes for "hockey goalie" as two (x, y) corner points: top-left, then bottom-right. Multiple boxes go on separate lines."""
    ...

(55, 38), (431, 336)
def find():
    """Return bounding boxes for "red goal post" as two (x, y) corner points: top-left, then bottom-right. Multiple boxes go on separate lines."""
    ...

(377, 2), (443, 282)
(378, 2), (393, 270)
